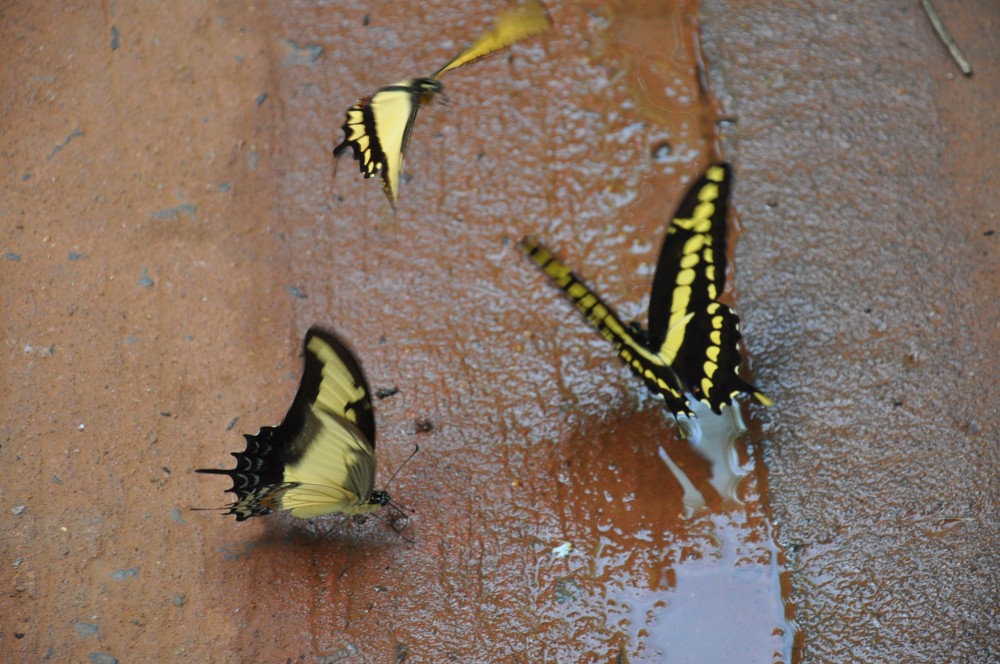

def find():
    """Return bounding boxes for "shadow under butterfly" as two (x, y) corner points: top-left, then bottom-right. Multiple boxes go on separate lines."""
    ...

(520, 163), (772, 421)
(332, 0), (551, 210)
(196, 327), (414, 535)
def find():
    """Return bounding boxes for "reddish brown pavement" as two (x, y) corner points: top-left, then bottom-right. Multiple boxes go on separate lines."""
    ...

(2, 1), (996, 662)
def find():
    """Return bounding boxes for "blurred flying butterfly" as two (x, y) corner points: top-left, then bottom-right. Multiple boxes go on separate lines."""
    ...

(520, 163), (772, 418)
(197, 327), (411, 522)
(333, 0), (551, 209)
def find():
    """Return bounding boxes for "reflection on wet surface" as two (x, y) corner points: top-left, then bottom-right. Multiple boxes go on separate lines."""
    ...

(514, 403), (796, 661)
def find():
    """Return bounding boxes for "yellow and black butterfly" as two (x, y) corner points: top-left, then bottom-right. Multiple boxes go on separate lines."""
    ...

(333, 0), (551, 209)
(197, 327), (393, 521)
(520, 163), (772, 418)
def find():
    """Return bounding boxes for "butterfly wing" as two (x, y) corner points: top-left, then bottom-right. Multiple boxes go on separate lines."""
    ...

(278, 408), (377, 518)
(432, 0), (552, 78)
(520, 236), (692, 416)
(646, 163), (732, 350)
(645, 163), (770, 413)
(668, 302), (772, 413)
(195, 425), (294, 521)
(333, 80), (437, 209)
(297, 327), (375, 444)
(197, 327), (380, 520)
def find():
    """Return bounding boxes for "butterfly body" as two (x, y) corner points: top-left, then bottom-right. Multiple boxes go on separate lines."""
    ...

(197, 328), (390, 521)
(521, 163), (772, 418)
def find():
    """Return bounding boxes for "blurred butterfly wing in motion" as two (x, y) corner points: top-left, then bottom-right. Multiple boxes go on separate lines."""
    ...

(645, 163), (771, 413)
(333, 79), (441, 210)
(197, 327), (383, 521)
(519, 237), (693, 417)
(432, 0), (553, 78)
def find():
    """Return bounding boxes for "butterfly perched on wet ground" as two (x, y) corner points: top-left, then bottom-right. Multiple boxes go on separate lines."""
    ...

(333, 0), (551, 209)
(520, 163), (772, 418)
(197, 327), (397, 521)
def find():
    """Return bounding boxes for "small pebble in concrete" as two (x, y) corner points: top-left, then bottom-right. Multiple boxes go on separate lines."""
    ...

(110, 566), (140, 581)
(89, 654), (118, 664)
(651, 141), (672, 162)
(376, 387), (399, 400)
(282, 38), (323, 65)
(320, 643), (359, 663)
(555, 577), (580, 603)
(75, 622), (99, 639)
(23, 343), (56, 357)
(148, 203), (197, 221)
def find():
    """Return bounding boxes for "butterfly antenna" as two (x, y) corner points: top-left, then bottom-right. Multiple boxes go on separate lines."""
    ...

(382, 444), (419, 495)
(364, 444), (419, 543)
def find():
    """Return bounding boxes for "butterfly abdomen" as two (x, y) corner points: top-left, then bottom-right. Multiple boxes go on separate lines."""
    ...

(520, 237), (692, 415)
(520, 237), (634, 346)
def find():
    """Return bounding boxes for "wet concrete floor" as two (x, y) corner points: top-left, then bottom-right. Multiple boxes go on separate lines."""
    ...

(2, 1), (997, 662)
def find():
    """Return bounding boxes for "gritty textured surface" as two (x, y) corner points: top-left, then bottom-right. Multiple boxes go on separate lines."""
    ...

(2, 1), (996, 662)
(701, 0), (999, 661)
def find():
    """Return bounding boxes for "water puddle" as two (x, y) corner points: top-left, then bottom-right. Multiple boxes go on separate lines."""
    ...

(512, 401), (796, 662)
